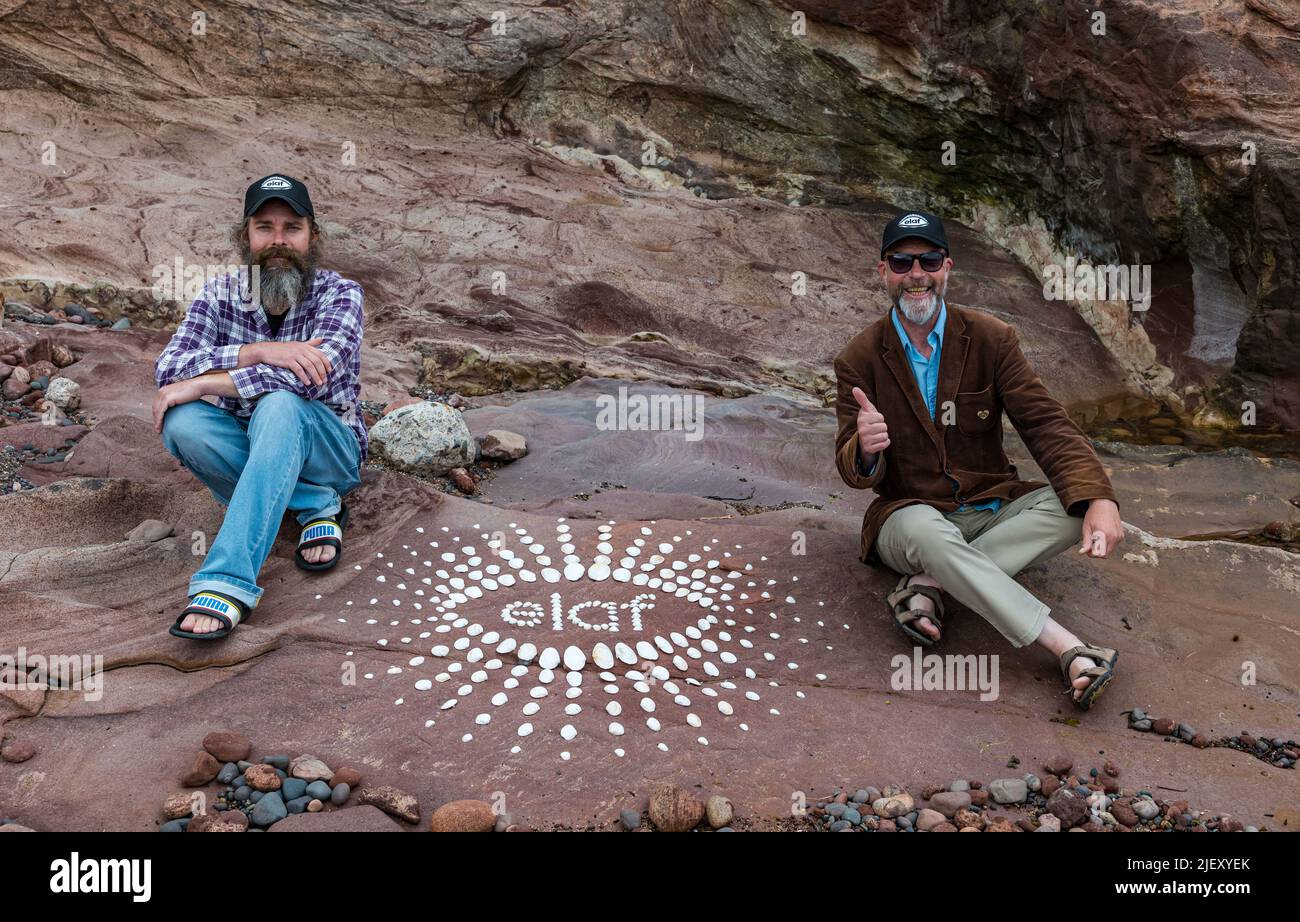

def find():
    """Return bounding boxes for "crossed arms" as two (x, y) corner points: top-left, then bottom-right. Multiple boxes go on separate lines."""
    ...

(152, 281), (363, 431)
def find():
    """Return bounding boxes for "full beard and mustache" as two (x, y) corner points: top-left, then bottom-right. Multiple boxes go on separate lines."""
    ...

(241, 239), (320, 316)
(890, 274), (946, 326)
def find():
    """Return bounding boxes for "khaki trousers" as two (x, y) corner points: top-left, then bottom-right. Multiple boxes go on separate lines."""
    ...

(874, 486), (1081, 648)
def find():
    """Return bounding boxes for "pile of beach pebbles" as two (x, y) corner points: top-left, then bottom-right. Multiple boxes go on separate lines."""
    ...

(161, 731), (529, 832)
(804, 753), (1259, 832)
(162, 733), (362, 831)
(1127, 708), (1296, 769)
(612, 785), (735, 832)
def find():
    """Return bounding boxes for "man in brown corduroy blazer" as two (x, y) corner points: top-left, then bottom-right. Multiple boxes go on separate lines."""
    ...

(833, 211), (1126, 710)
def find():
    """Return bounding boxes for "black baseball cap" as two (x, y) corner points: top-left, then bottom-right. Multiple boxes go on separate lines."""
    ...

(244, 174), (314, 219)
(881, 211), (948, 257)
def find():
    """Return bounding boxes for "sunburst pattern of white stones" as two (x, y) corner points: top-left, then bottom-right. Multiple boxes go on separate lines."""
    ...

(330, 518), (847, 758)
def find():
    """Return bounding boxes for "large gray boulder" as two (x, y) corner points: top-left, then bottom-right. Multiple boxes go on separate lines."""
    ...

(44, 376), (81, 411)
(369, 401), (474, 477)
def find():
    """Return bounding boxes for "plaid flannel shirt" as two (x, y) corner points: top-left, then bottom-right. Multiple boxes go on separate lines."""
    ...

(154, 268), (368, 464)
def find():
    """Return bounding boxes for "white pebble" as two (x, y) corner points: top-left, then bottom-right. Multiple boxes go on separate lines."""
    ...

(592, 643), (615, 669)
(563, 646), (586, 671)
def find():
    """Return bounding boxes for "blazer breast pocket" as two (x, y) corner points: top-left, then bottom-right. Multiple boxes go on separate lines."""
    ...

(954, 384), (999, 434)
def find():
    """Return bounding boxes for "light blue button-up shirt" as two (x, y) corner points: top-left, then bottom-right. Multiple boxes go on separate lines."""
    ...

(864, 299), (1001, 513)
(892, 300), (946, 420)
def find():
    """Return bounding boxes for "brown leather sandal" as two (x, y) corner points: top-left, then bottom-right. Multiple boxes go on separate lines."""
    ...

(887, 573), (945, 648)
(1060, 643), (1119, 710)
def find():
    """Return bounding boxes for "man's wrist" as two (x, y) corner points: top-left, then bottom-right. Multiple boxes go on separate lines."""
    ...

(173, 375), (204, 399)
(857, 448), (877, 476)
(1075, 496), (1118, 517)
(239, 342), (260, 366)
(188, 371), (234, 399)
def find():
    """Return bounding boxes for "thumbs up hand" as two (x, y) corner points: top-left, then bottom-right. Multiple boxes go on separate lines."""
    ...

(852, 386), (889, 467)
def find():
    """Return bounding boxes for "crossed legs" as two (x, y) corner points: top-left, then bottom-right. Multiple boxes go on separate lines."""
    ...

(875, 487), (1102, 700)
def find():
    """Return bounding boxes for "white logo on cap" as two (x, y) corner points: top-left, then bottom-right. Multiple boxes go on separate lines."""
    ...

(898, 213), (928, 227)
(261, 176), (292, 190)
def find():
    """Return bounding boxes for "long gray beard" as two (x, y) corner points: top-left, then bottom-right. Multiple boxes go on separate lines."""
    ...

(241, 241), (319, 315)
(260, 265), (307, 315)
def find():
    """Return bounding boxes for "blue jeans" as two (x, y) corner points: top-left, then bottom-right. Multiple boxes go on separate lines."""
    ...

(160, 390), (362, 610)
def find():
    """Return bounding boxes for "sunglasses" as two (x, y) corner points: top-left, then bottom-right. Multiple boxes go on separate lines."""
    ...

(885, 250), (946, 273)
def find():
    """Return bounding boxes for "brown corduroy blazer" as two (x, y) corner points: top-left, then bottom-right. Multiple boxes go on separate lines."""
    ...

(833, 304), (1118, 565)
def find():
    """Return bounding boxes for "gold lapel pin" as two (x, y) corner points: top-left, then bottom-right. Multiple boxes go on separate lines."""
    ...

(977, 409), (990, 419)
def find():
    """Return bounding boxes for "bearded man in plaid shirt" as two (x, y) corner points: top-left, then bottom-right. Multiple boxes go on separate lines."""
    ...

(153, 174), (365, 640)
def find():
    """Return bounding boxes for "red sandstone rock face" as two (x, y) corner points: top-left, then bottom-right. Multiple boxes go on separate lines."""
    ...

(1, 1), (1295, 424)
(798, 0), (1300, 428)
